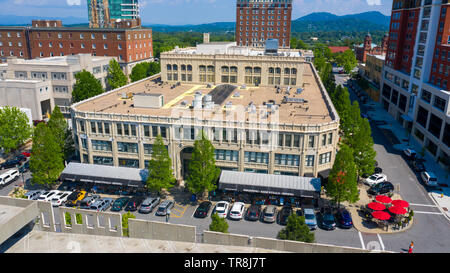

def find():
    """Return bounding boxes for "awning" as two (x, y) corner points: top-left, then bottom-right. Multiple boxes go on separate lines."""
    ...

(60, 163), (148, 188)
(218, 171), (321, 198)
(318, 169), (331, 179)
(401, 114), (414, 122)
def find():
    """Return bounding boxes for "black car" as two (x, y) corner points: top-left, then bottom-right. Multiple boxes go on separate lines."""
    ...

(194, 201), (212, 218)
(245, 204), (262, 221)
(124, 196), (145, 211)
(15, 154), (27, 163)
(412, 160), (426, 172)
(19, 161), (29, 173)
(0, 159), (21, 170)
(111, 197), (131, 211)
(319, 207), (337, 230)
(296, 208), (304, 217)
(335, 209), (353, 229)
(367, 181), (394, 196)
(278, 206), (293, 226)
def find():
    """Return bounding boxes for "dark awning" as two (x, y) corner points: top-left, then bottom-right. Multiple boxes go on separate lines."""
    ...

(60, 163), (148, 188)
(318, 169), (331, 179)
(218, 171), (321, 198)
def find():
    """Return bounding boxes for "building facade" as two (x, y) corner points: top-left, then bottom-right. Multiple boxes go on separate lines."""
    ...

(380, 0), (449, 166)
(236, 0), (292, 48)
(88, 0), (141, 28)
(0, 20), (153, 74)
(355, 33), (389, 63)
(358, 54), (386, 101)
(0, 54), (113, 118)
(70, 44), (340, 180)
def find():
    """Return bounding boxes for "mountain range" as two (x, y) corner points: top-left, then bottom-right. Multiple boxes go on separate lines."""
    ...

(0, 11), (390, 33)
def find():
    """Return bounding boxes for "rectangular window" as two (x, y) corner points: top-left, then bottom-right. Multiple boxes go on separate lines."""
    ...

(144, 125), (150, 137)
(90, 122), (96, 134)
(91, 140), (112, 152)
(308, 136), (315, 148)
(305, 155), (315, 167)
(433, 96), (446, 112)
(319, 152), (332, 164)
(104, 123), (110, 135)
(421, 90), (432, 103)
(117, 142), (138, 154)
(117, 124), (123, 135)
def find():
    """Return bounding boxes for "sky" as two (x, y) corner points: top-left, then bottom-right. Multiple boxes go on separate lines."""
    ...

(0, 0), (394, 25)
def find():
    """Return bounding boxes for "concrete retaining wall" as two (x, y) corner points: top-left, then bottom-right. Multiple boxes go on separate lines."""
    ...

(128, 218), (196, 243)
(203, 231), (250, 247)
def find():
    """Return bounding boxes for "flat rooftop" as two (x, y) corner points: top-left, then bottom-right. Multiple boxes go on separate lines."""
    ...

(7, 55), (111, 66)
(74, 64), (334, 126)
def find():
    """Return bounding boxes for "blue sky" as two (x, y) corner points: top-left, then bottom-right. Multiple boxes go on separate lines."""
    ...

(0, 0), (394, 25)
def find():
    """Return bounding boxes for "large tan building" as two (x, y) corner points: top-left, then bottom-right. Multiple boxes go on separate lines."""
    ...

(70, 43), (338, 181)
(358, 54), (385, 102)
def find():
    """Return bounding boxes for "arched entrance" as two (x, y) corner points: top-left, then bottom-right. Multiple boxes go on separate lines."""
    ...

(180, 147), (194, 179)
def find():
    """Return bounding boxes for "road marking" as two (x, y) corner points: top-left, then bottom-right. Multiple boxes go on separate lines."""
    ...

(409, 203), (438, 208)
(412, 211), (443, 215)
(358, 231), (366, 250)
(377, 234), (385, 251)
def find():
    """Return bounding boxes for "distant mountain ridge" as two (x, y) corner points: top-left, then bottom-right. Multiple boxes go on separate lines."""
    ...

(295, 11), (391, 26)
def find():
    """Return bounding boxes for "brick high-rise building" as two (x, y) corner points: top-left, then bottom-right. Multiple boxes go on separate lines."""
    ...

(0, 20), (153, 75)
(380, 0), (449, 164)
(235, 0), (292, 48)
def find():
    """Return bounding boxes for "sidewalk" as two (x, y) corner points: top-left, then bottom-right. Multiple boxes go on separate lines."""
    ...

(362, 99), (450, 221)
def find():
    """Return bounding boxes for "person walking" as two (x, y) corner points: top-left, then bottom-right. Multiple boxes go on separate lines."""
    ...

(408, 241), (414, 253)
(166, 209), (171, 223)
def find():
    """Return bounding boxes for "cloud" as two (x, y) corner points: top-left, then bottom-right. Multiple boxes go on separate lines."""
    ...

(67, 0), (81, 5)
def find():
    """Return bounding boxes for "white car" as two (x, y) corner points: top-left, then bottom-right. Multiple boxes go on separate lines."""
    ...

(50, 191), (71, 207)
(364, 174), (387, 186)
(37, 190), (60, 202)
(228, 202), (245, 220)
(0, 169), (20, 187)
(421, 171), (438, 187)
(214, 201), (230, 218)
(403, 148), (417, 159)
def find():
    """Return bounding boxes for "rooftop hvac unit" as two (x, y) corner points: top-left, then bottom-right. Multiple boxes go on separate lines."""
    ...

(296, 88), (304, 94)
(122, 92), (133, 99)
(203, 94), (212, 102)
(225, 101), (233, 108)
(204, 101), (214, 109)
(240, 84), (246, 89)
(180, 100), (188, 106)
(207, 83), (213, 88)
(265, 39), (279, 55)
(233, 92), (240, 97)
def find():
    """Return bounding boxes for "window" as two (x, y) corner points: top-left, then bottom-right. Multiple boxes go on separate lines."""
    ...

(244, 152), (269, 164)
(305, 155), (315, 167)
(319, 152), (332, 164)
(117, 142), (138, 154)
(433, 96), (446, 112)
(91, 140), (112, 152)
(308, 136), (315, 148)
(421, 90), (432, 103)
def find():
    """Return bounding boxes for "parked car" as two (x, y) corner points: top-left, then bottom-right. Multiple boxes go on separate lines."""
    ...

(37, 190), (60, 202)
(262, 205), (277, 223)
(78, 194), (101, 209)
(50, 191), (71, 207)
(19, 161), (29, 173)
(245, 204), (262, 221)
(0, 159), (21, 170)
(412, 160), (426, 172)
(65, 190), (86, 207)
(124, 196), (145, 211)
(335, 209), (353, 229)
(403, 148), (417, 160)
(319, 207), (337, 230)
(420, 171), (438, 187)
(213, 201), (230, 218)
(278, 206), (293, 226)
(138, 197), (161, 214)
(303, 208), (318, 230)
(367, 181), (395, 196)
(155, 200), (174, 216)
(21, 152), (31, 157)
(25, 190), (44, 200)
(295, 208), (304, 217)
(15, 154), (27, 163)
(228, 202), (245, 220)
(364, 173), (388, 186)
(90, 198), (113, 211)
(194, 201), (212, 218)
(110, 197), (130, 212)
(0, 169), (20, 187)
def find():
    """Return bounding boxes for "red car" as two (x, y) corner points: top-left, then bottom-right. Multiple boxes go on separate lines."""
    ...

(21, 152), (31, 157)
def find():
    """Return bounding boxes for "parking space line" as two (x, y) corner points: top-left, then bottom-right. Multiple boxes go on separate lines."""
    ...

(358, 231), (366, 250)
(412, 211), (443, 215)
(170, 204), (188, 218)
(377, 234), (385, 251)
(409, 203), (438, 208)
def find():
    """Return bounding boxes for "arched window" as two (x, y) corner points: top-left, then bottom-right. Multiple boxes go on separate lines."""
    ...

(167, 64), (172, 71)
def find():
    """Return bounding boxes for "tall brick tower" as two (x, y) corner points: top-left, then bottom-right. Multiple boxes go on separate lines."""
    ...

(235, 0), (293, 48)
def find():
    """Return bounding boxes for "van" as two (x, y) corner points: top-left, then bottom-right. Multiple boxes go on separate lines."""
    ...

(421, 171), (438, 187)
(0, 169), (20, 187)
(25, 190), (44, 200)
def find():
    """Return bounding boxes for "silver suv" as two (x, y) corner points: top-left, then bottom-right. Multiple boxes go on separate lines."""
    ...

(139, 197), (161, 214)
(156, 200), (174, 216)
(262, 205), (277, 223)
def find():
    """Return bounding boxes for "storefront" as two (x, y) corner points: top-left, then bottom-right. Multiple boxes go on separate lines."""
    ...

(59, 162), (148, 195)
(217, 170), (321, 207)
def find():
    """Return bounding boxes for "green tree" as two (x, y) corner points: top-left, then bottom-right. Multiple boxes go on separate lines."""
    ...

(72, 70), (104, 103)
(185, 131), (221, 198)
(130, 63), (148, 82)
(0, 106), (32, 154)
(335, 49), (357, 73)
(47, 106), (67, 153)
(107, 59), (128, 90)
(277, 214), (315, 243)
(147, 62), (161, 76)
(63, 127), (76, 162)
(326, 144), (359, 208)
(209, 213), (229, 233)
(122, 212), (136, 237)
(349, 115), (377, 177)
(146, 135), (176, 194)
(29, 123), (64, 188)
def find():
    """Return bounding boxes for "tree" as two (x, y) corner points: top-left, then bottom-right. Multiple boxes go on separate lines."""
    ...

(209, 213), (229, 233)
(277, 214), (315, 243)
(147, 62), (161, 76)
(29, 123), (64, 188)
(122, 212), (135, 237)
(107, 59), (128, 90)
(63, 127), (76, 163)
(326, 144), (359, 208)
(146, 135), (176, 194)
(335, 49), (357, 73)
(0, 106), (32, 154)
(72, 70), (104, 103)
(349, 116), (377, 177)
(47, 106), (67, 153)
(130, 63), (148, 82)
(185, 131), (221, 198)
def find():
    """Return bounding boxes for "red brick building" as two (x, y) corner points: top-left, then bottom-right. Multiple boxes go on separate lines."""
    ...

(236, 0), (292, 48)
(0, 20), (153, 74)
(355, 33), (388, 63)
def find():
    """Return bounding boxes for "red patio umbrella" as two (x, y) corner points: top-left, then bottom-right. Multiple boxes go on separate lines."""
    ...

(368, 202), (386, 211)
(372, 211), (391, 221)
(389, 206), (408, 215)
(391, 200), (409, 208)
(375, 195), (392, 204)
